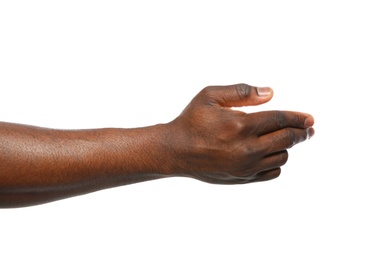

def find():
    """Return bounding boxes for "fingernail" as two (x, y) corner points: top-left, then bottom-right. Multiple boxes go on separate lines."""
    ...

(256, 87), (272, 97)
(307, 128), (315, 139)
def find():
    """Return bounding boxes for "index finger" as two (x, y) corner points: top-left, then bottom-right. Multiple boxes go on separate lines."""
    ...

(245, 110), (314, 136)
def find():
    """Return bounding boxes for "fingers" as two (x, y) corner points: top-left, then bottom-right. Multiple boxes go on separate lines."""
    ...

(230, 127), (314, 183)
(257, 127), (313, 154)
(199, 83), (273, 108)
(233, 150), (288, 178)
(246, 110), (315, 136)
(259, 150), (289, 171)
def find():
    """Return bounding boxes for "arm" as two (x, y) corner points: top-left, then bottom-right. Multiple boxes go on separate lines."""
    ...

(0, 122), (172, 207)
(0, 84), (314, 208)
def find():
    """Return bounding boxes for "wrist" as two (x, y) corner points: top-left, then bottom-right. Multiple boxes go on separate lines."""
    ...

(148, 123), (179, 176)
(124, 123), (178, 177)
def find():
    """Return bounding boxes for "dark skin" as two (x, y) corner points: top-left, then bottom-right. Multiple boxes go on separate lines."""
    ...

(0, 84), (314, 208)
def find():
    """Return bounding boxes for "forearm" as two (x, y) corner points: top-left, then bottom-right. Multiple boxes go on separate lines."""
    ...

(0, 122), (172, 208)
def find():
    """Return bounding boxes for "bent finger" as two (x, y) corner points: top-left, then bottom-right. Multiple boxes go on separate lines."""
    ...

(259, 150), (289, 171)
(233, 150), (289, 178)
(257, 127), (312, 155)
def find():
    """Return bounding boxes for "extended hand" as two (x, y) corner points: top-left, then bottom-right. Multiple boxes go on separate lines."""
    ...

(164, 84), (315, 184)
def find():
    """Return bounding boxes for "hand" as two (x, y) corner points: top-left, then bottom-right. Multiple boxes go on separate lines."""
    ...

(164, 83), (315, 184)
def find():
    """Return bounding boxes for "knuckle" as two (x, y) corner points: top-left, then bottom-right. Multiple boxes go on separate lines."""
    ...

(199, 86), (219, 105)
(201, 85), (214, 97)
(275, 111), (288, 128)
(242, 145), (255, 158)
(231, 145), (257, 168)
(293, 114), (301, 126)
(235, 145), (253, 160)
(235, 83), (251, 100)
(230, 115), (246, 133)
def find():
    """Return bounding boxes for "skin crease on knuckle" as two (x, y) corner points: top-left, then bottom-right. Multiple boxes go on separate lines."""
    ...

(293, 114), (302, 127)
(275, 111), (288, 129)
(234, 83), (251, 100)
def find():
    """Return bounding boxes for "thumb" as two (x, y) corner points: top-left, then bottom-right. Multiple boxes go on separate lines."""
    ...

(200, 83), (273, 108)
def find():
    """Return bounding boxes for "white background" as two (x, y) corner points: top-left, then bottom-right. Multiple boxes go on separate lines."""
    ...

(1, 1), (389, 259)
